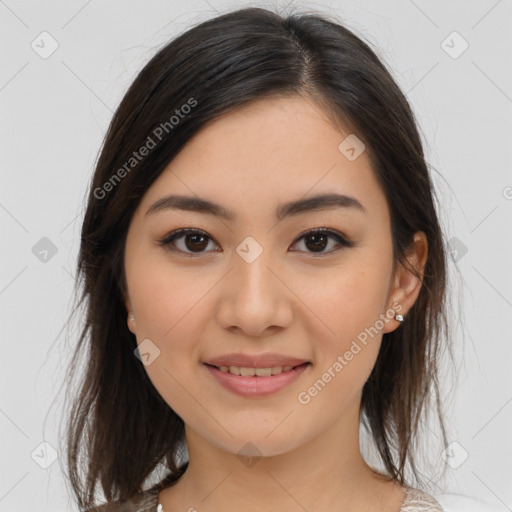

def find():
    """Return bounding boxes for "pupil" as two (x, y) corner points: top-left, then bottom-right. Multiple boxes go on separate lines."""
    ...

(307, 234), (327, 252)
(186, 234), (208, 251)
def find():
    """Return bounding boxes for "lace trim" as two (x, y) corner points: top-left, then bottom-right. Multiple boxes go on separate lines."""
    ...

(400, 487), (444, 511)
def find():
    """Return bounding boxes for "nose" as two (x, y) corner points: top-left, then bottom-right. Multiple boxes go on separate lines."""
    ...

(215, 242), (293, 337)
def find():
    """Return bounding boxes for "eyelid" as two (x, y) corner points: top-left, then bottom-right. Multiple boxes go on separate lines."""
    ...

(157, 227), (354, 257)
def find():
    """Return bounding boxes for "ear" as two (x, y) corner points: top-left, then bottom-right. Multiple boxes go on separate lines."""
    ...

(124, 295), (136, 334)
(382, 231), (428, 333)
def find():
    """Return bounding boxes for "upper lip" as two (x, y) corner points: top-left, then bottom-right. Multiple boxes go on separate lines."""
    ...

(204, 353), (309, 368)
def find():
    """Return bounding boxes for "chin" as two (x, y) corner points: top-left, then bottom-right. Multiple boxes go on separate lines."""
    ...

(208, 431), (303, 460)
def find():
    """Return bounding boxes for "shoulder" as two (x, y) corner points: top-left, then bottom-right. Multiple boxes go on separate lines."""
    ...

(85, 487), (159, 512)
(434, 492), (510, 512)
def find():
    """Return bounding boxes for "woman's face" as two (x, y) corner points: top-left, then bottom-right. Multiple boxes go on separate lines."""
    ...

(123, 95), (420, 458)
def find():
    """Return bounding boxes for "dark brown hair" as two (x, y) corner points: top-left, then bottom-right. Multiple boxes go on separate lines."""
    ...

(61, 6), (451, 509)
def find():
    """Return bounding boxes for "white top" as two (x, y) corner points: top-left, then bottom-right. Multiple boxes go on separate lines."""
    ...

(434, 492), (510, 512)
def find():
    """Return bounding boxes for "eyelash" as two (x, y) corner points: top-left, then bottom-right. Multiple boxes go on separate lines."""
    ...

(157, 227), (355, 258)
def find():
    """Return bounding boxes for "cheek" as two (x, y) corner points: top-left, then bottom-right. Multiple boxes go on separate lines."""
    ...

(306, 263), (390, 337)
(128, 253), (214, 342)
(296, 274), (385, 414)
(301, 259), (391, 379)
(128, 261), (209, 413)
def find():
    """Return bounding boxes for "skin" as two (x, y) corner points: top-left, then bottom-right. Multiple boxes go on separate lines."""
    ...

(123, 95), (427, 512)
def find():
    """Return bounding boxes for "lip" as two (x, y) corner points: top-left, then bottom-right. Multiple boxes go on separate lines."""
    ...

(204, 362), (311, 398)
(203, 352), (309, 368)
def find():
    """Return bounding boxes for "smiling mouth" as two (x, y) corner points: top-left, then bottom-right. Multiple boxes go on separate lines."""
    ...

(204, 362), (311, 397)
(204, 362), (309, 377)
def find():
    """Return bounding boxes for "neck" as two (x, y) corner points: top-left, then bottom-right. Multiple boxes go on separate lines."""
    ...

(158, 401), (406, 512)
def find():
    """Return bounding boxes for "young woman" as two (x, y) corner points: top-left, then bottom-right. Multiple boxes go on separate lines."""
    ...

(62, 6), (492, 512)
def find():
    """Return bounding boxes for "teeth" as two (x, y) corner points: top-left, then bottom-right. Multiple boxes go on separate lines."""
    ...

(217, 365), (296, 376)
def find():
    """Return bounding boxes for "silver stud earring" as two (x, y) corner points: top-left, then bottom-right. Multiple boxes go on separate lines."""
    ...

(395, 313), (404, 322)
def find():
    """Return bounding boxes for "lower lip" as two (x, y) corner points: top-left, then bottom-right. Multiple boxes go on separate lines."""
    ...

(204, 363), (310, 398)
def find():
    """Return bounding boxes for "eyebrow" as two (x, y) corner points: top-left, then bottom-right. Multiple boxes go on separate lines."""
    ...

(145, 192), (367, 221)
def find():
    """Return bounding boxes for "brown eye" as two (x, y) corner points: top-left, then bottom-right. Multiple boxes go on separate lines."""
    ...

(158, 229), (219, 256)
(158, 227), (354, 258)
(183, 233), (209, 251)
(303, 232), (330, 252)
(290, 229), (354, 255)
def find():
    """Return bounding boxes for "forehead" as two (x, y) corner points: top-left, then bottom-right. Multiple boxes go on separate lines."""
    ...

(137, 95), (389, 224)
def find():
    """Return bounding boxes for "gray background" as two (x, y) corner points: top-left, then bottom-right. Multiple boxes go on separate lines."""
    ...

(1, 0), (511, 510)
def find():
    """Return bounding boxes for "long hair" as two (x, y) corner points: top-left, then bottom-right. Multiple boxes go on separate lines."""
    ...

(61, 6), (450, 509)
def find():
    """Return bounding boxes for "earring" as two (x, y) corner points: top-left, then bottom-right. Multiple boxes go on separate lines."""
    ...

(395, 313), (404, 322)
(128, 313), (135, 322)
